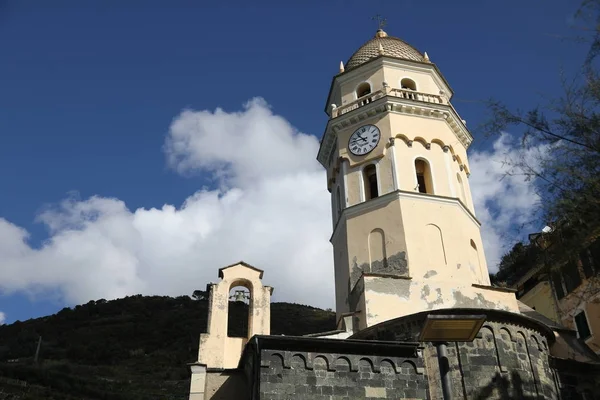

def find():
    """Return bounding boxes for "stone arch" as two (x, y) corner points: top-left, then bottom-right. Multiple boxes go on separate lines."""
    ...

(380, 359), (397, 374)
(431, 139), (445, 150)
(516, 330), (541, 396)
(334, 356), (352, 372)
(499, 327), (514, 343)
(413, 136), (428, 148)
(394, 134), (412, 146)
(447, 144), (456, 157)
(425, 224), (447, 267)
(313, 355), (329, 370)
(358, 357), (375, 372)
(270, 352), (285, 368)
(369, 228), (387, 273)
(400, 360), (418, 374)
(530, 335), (542, 351)
(290, 354), (307, 369)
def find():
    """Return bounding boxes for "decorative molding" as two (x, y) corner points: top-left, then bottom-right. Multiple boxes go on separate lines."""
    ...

(261, 350), (424, 375)
(317, 93), (473, 167)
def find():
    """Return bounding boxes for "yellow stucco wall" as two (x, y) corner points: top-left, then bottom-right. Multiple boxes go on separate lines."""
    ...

(326, 52), (499, 326)
(559, 282), (600, 354)
(359, 275), (519, 327)
(519, 281), (560, 324)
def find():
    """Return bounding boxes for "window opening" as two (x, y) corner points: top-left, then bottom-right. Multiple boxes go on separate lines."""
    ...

(227, 286), (250, 338)
(575, 311), (592, 340)
(364, 165), (378, 200)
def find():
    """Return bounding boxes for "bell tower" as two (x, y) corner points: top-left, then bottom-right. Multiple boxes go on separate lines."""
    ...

(318, 28), (519, 331)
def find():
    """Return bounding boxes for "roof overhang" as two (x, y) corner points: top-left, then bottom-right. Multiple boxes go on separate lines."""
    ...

(218, 261), (264, 279)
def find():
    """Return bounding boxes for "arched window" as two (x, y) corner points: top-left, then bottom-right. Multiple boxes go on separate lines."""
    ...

(336, 186), (342, 218)
(415, 159), (433, 194)
(356, 82), (372, 106)
(457, 173), (467, 204)
(401, 78), (417, 91)
(356, 82), (371, 98)
(363, 164), (379, 200)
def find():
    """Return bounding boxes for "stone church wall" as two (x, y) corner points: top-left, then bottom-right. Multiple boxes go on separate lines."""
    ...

(421, 322), (557, 399)
(356, 311), (560, 399)
(258, 349), (428, 399)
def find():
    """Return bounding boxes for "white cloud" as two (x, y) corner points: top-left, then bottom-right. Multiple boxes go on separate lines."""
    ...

(0, 98), (544, 314)
(0, 98), (334, 308)
(0, 312), (5, 325)
(469, 133), (549, 272)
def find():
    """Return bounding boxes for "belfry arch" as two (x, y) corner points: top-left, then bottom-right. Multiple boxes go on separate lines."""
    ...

(197, 262), (273, 369)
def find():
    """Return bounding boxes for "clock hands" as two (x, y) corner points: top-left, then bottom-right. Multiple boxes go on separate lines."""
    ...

(350, 133), (369, 145)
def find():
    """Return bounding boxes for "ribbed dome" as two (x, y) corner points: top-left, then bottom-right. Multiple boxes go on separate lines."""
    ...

(345, 29), (424, 71)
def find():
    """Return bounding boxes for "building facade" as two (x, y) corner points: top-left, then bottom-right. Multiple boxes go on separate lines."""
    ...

(189, 28), (600, 400)
(508, 233), (600, 355)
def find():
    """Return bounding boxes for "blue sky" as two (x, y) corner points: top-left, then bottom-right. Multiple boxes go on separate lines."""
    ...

(0, 1), (588, 324)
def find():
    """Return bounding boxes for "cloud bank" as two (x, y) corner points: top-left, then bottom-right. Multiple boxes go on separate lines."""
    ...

(469, 133), (547, 271)
(0, 99), (542, 313)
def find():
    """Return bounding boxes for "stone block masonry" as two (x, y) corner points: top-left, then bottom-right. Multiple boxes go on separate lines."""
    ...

(259, 349), (428, 399)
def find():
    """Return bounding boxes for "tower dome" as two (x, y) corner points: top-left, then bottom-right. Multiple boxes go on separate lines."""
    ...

(345, 29), (425, 70)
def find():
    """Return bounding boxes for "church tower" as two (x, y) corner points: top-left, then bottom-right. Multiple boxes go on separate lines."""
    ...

(318, 28), (519, 330)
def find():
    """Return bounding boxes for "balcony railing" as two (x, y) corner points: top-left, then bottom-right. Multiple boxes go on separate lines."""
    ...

(331, 87), (446, 118)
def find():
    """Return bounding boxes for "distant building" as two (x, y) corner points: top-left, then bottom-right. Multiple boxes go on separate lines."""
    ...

(189, 28), (600, 400)
(503, 230), (600, 355)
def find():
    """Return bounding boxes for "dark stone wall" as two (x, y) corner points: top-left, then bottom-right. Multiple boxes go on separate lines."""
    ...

(355, 314), (560, 399)
(258, 349), (428, 399)
(444, 323), (557, 399)
(241, 311), (600, 399)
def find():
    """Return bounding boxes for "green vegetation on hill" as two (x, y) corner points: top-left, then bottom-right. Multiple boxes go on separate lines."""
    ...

(0, 295), (335, 399)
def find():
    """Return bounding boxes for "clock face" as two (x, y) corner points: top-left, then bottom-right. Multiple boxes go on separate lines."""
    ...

(348, 124), (381, 156)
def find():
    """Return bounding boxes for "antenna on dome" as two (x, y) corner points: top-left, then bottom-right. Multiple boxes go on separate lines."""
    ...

(372, 14), (387, 31)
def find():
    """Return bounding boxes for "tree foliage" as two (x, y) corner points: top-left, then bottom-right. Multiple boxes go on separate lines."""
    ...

(0, 295), (335, 399)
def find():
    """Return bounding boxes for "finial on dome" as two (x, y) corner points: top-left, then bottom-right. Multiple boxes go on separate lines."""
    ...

(339, 61), (345, 73)
(378, 42), (384, 55)
(423, 52), (431, 62)
(372, 14), (388, 37)
(375, 29), (388, 38)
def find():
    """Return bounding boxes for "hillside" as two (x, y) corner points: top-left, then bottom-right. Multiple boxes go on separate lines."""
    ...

(0, 295), (335, 399)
